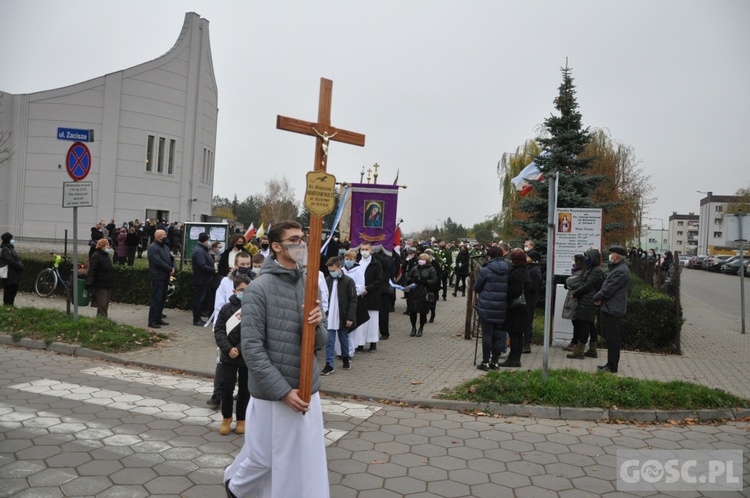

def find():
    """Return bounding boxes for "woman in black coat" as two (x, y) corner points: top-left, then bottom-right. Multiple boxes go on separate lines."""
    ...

(500, 249), (533, 368)
(1, 232), (24, 306)
(125, 227), (140, 266)
(452, 245), (470, 297)
(406, 253), (438, 337)
(86, 238), (114, 317)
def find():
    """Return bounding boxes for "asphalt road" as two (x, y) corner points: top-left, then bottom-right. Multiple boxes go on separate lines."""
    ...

(680, 266), (750, 320)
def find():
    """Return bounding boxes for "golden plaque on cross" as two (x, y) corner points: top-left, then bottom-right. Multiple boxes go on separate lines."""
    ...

(304, 170), (337, 218)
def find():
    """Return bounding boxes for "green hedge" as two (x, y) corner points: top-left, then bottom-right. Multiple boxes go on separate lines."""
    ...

(17, 255), (195, 311)
(609, 275), (683, 354)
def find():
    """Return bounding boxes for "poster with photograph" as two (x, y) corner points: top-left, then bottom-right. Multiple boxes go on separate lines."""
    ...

(554, 208), (603, 276)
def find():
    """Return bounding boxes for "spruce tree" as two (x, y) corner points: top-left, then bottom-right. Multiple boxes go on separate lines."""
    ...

(516, 63), (604, 248)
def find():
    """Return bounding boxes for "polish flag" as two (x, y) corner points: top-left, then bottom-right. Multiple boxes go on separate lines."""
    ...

(244, 223), (256, 240)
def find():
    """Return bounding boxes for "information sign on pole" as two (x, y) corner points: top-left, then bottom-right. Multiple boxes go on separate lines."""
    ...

(553, 208), (603, 276)
(62, 181), (93, 208)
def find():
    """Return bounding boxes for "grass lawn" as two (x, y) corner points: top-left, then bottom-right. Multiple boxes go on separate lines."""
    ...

(439, 368), (748, 411)
(0, 306), (168, 353)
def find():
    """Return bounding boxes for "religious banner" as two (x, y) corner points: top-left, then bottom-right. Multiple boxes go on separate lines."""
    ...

(553, 208), (603, 276)
(349, 183), (400, 254)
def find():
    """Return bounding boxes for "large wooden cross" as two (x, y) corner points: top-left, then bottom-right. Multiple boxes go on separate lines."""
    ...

(277, 78), (365, 406)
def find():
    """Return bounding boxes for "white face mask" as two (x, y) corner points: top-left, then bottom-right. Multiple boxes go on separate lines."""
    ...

(285, 243), (308, 267)
(609, 254), (616, 263)
(360, 250), (371, 259)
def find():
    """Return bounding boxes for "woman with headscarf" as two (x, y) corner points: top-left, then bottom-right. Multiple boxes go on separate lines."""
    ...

(1, 233), (24, 306)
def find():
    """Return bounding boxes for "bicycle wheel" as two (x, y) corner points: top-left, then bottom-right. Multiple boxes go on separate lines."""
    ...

(35, 269), (58, 297)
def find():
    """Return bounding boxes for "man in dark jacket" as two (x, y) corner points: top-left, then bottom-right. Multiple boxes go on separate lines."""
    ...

(473, 246), (509, 371)
(147, 229), (175, 328)
(372, 245), (393, 340)
(594, 245), (631, 373)
(358, 242), (382, 352)
(191, 232), (216, 326)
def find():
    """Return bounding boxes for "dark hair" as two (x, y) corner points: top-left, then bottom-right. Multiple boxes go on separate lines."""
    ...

(326, 256), (342, 268)
(230, 233), (245, 246)
(498, 242), (510, 254)
(574, 254), (586, 268)
(509, 248), (527, 266)
(486, 246), (503, 259)
(268, 220), (303, 249)
(232, 274), (251, 289)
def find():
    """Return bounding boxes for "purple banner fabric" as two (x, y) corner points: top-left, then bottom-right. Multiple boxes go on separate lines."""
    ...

(349, 183), (400, 252)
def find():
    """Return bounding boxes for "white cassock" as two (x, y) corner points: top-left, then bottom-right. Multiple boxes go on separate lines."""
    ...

(336, 265), (365, 356)
(224, 393), (329, 498)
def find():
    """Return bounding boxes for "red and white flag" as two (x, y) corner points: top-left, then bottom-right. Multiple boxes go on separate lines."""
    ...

(244, 223), (256, 240)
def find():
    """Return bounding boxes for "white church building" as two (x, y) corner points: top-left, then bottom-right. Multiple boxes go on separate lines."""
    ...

(0, 12), (217, 243)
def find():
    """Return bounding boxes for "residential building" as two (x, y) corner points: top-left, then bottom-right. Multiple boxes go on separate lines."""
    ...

(697, 191), (744, 255)
(668, 212), (699, 255)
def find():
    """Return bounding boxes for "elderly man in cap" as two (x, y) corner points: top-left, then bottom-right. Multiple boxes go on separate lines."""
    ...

(594, 245), (631, 373)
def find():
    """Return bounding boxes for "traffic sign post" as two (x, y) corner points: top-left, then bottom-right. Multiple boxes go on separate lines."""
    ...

(62, 142), (93, 323)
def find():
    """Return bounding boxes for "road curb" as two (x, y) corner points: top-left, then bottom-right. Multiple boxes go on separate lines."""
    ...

(2, 335), (746, 423)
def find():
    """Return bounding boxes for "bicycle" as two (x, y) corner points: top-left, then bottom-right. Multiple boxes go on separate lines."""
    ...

(35, 254), (72, 297)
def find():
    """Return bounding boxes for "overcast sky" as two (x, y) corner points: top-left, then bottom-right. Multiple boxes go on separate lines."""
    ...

(2, 1), (748, 235)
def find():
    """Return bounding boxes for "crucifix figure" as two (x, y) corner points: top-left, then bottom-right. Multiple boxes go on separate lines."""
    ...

(373, 163), (380, 184)
(276, 78), (365, 405)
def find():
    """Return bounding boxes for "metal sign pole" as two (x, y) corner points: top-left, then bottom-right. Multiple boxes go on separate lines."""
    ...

(738, 210), (745, 335)
(72, 206), (79, 323)
(542, 172), (558, 381)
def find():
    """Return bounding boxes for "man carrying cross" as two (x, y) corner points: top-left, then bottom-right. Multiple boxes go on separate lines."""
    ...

(224, 221), (329, 498)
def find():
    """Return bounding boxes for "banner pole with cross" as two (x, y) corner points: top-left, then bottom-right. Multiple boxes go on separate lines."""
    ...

(276, 78), (365, 407)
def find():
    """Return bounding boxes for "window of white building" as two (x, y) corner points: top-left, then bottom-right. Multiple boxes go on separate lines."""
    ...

(146, 135), (154, 172)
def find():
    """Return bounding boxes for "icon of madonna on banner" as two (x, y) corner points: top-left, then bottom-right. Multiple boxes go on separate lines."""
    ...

(364, 200), (384, 228)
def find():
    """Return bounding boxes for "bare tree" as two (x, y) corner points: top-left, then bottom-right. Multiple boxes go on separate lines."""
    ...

(260, 176), (299, 224)
(0, 93), (13, 168)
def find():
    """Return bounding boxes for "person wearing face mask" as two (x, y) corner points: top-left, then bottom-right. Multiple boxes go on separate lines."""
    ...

(567, 249), (604, 359)
(593, 246), (631, 373)
(1, 233), (24, 306)
(147, 229), (176, 328)
(258, 235), (271, 259)
(452, 245), (470, 297)
(213, 275), (251, 435)
(339, 249), (367, 358)
(321, 257), (358, 375)
(406, 253), (438, 337)
(86, 238), (115, 317)
(218, 234), (250, 277)
(357, 242), (382, 352)
(207, 251), (257, 409)
(224, 220), (328, 498)
(191, 233), (217, 326)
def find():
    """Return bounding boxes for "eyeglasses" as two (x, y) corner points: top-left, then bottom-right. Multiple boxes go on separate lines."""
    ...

(280, 236), (305, 246)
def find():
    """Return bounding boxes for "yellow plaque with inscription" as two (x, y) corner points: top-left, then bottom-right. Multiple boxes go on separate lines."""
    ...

(304, 171), (337, 217)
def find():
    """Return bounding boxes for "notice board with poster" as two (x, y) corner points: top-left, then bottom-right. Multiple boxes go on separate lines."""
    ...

(181, 222), (229, 270)
(553, 208), (603, 276)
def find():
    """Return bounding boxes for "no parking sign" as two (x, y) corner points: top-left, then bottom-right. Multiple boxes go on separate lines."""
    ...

(66, 142), (91, 181)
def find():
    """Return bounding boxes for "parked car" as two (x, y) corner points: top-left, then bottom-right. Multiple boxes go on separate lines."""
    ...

(679, 255), (691, 267)
(703, 255), (732, 272)
(687, 255), (706, 269)
(721, 258), (748, 275)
